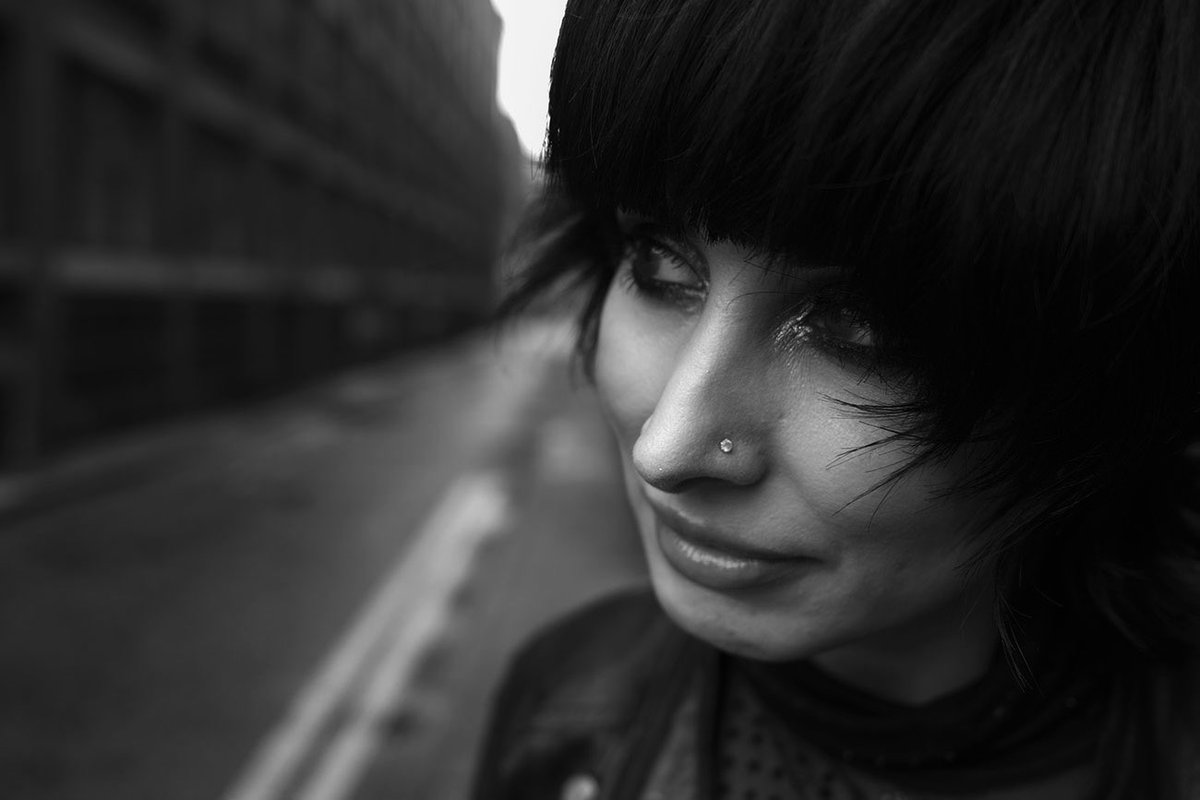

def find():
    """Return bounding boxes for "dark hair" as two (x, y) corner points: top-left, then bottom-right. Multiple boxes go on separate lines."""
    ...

(504, 0), (1200, 789)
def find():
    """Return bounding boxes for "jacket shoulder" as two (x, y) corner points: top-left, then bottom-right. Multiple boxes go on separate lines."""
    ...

(472, 588), (697, 800)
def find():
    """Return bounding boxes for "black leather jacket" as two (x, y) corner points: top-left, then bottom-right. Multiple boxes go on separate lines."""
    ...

(471, 590), (707, 800)
(471, 590), (1200, 800)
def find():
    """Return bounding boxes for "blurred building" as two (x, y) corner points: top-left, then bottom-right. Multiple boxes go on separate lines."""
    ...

(0, 0), (522, 470)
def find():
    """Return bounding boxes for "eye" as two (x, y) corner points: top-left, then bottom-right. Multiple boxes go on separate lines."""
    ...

(807, 305), (876, 350)
(618, 229), (707, 310)
(777, 294), (878, 364)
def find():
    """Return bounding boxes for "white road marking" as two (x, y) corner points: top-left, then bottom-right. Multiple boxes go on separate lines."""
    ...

(220, 471), (511, 800)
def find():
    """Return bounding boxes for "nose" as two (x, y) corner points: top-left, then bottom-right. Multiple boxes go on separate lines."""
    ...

(631, 308), (770, 493)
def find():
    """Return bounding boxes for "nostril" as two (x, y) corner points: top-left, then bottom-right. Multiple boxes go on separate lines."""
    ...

(633, 416), (767, 491)
(633, 414), (728, 492)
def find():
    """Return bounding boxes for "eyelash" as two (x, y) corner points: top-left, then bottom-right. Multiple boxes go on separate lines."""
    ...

(616, 231), (878, 367)
(617, 232), (707, 309)
(775, 301), (877, 366)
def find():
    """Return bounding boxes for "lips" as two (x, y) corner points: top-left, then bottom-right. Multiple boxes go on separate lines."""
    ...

(646, 500), (815, 591)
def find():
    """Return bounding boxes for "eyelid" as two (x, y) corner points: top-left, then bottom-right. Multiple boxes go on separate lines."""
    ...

(624, 221), (710, 284)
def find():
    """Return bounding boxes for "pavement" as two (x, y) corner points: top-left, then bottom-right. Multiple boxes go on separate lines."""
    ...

(0, 318), (648, 800)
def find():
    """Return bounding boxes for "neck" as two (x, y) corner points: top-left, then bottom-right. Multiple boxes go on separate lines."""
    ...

(811, 585), (999, 706)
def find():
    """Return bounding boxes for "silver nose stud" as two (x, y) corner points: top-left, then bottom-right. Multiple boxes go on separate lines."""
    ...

(718, 438), (734, 454)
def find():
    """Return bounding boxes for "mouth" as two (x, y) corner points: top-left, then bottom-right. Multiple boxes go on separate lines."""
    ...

(646, 501), (815, 592)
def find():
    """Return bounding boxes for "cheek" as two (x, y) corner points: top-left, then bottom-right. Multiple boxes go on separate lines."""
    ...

(770, 397), (897, 515)
(776, 396), (960, 519)
(832, 475), (988, 583)
(594, 285), (673, 442)
(777, 410), (988, 561)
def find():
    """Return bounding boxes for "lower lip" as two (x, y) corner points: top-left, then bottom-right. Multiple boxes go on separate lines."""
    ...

(655, 524), (808, 592)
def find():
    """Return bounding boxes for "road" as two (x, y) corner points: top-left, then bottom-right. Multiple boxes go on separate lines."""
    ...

(0, 318), (648, 800)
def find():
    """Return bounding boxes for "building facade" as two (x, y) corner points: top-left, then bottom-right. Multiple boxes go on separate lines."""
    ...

(0, 0), (521, 469)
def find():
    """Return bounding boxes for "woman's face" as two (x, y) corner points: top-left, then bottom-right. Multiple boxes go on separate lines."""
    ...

(594, 221), (999, 681)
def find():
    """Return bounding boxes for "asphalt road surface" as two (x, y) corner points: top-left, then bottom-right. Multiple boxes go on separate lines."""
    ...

(0, 318), (648, 800)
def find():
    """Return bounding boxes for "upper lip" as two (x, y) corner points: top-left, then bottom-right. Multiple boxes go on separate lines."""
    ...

(644, 498), (810, 563)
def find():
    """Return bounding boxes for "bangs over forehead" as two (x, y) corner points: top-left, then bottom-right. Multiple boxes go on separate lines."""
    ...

(547, 0), (803, 249)
(541, 0), (1200, 504)
(548, 0), (1195, 272)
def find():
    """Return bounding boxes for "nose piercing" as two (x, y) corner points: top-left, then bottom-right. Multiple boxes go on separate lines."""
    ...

(718, 438), (734, 454)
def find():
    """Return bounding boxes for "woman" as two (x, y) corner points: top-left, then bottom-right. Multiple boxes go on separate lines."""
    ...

(475, 0), (1200, 797)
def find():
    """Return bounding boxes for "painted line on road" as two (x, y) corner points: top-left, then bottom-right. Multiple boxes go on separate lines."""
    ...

(220, 470), (511, 800)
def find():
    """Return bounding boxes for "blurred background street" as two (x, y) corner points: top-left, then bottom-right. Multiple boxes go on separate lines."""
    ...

(0, 1), (640, 798)
(1, 321), (647, 800)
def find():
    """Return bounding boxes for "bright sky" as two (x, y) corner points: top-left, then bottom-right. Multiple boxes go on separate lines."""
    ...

(491, 0), (570, 157)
